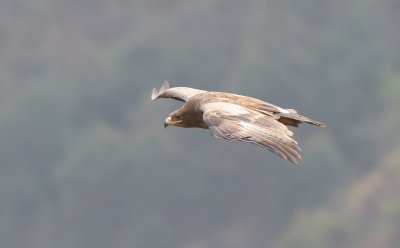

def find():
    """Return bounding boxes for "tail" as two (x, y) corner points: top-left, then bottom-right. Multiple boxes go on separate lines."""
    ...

(278, 109), (326, 127)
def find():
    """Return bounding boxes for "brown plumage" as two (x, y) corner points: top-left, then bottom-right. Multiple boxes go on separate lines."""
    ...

(152, 81), (325, 164)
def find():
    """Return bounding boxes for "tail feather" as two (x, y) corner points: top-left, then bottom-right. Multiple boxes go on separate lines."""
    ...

(278, 112), (326, 128)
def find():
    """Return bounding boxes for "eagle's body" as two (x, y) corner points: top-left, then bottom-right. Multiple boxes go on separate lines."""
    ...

(152, 81), (325, 164)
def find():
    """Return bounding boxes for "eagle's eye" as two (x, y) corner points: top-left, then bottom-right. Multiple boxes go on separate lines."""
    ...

(174, 115), (182, 120)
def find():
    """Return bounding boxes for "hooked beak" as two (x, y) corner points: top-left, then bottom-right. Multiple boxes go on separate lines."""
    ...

(164, 116), (171, 128)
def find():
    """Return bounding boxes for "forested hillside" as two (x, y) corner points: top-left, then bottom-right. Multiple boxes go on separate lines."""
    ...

(0, 0), (399, 247)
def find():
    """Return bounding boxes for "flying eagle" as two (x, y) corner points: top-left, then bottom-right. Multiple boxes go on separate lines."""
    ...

(152, 81), (325, 164)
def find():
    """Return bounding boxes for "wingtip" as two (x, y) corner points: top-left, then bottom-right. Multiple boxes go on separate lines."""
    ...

(293, 155), (302, 165)
(160, 80), (169, 92)
(283, 154), (300, 165)
(288, 150), (302, 165)
(151, 80), (171, 100)
(151, 88), (159, 100)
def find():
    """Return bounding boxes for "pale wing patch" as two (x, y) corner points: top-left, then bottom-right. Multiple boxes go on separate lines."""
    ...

(201, 102), (251, 115)
(276, 106), (290, 114)
(239, 121), (255, 130)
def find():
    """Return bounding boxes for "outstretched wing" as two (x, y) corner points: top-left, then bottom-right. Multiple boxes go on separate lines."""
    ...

(201, 102), (302, 164)
(151, 80), (206, 102)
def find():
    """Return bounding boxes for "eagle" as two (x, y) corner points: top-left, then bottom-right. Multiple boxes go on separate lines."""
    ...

(152, 81), (325, 164)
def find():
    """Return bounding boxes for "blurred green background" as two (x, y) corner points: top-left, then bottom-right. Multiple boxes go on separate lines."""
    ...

(1, 0), (400, 247)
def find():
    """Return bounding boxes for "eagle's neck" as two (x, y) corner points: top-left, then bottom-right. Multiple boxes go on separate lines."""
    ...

(176, 102), (208, 129)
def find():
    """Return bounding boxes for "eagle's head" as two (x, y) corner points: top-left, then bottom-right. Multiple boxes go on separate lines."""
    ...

(164, 108), (208, 129)
(164, 111), (187, 128)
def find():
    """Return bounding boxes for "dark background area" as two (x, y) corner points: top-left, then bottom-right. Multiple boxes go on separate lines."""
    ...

(1, 0), (400, 247)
